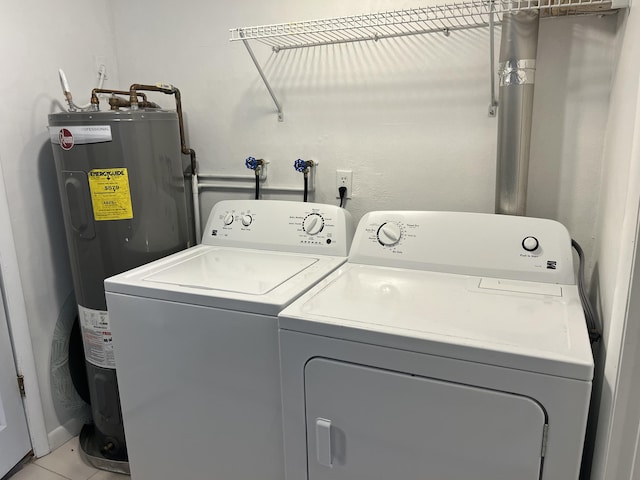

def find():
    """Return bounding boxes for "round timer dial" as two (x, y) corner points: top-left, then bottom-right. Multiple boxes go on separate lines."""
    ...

(223, 213), (234, 226)
(377, 222), (402, 246)
(241, 214), (253, 227)
(303, 213), (324, 236)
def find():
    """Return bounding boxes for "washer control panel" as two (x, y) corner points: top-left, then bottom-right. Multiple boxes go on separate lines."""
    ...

(350, 211), (575, 284)
(202, 200), (354, 256)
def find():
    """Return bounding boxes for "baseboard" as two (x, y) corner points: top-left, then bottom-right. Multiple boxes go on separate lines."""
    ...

(45, 417), (86, 454)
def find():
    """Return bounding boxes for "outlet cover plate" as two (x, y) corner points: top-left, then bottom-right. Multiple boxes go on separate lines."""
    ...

(336, 170), (352, 199)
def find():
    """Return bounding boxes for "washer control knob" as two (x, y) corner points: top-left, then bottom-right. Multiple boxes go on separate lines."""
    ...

(377, 222), (402, 246)
(241, 214), (253, 227)
(522, 236), (539, 252)
(303, 214), (324, 235)
(223, 213), (234, 226)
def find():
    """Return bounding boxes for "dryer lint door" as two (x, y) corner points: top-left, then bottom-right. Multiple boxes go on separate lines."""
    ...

(304, 358), (547, 480)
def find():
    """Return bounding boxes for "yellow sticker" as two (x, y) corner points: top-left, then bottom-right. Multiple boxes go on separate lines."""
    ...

(87, 168), (134, 221)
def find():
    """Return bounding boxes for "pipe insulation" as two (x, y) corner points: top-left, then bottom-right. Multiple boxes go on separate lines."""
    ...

(495, 9), (540, 216)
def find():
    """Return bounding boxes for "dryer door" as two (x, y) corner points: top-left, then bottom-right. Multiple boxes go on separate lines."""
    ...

(305, 358), (547, 480)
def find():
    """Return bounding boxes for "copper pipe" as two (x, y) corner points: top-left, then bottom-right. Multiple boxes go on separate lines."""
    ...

(108, 96), (130, 110)
(128, 84), (177, 109)
(86, 82), (197, 176)
(128, 84), (196, 175)
(91, 89), (148, 107)
(108, 96), (160, 111)
(140, 101), (160, 108)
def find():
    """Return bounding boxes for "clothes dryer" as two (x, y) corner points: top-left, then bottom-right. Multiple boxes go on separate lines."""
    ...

(104, 200), (353, 480)
(278, 211), (593, 480)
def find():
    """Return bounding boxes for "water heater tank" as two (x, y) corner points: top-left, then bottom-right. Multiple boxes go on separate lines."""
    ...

(48, 110), (191, 472)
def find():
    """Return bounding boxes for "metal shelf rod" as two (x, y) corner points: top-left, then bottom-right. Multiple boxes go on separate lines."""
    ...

(239, 31), (284, 121)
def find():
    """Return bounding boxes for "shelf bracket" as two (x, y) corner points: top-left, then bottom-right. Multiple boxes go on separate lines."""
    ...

(488, 1), (498, 117)
(239, 30), (284, 122)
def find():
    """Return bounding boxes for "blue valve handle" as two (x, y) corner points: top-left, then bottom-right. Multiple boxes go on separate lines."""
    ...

(245, 156), (260, 170)
(294, 159), (308, 172)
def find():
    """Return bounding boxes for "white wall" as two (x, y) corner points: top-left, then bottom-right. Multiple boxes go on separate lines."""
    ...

(108, 0), (616, 277)
(0, 1), (121, 450)
(590, 4), (640, 479)
(529, 15), (617, 277)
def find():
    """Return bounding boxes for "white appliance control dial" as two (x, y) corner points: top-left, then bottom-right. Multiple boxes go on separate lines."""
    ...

(223, 213), (234, 226)
(377, 222), (402, 246)
(522, 236), (539, 252)
(241, 214), (253, 227)
(303, 213), (324, 235)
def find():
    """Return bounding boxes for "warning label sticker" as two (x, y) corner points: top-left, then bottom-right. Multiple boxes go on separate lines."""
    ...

(78, 305), (116, 369)
(87, 168), (133, 221)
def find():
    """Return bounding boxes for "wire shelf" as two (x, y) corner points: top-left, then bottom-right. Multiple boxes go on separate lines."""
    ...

(230, 0), (613, 51)
(230, 0), (618, 121)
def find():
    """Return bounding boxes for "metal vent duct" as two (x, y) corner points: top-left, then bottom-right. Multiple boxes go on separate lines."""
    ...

(495, 9), (540, 216)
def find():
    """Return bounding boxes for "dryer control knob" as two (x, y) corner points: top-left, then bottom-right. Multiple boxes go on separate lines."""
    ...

(377, 222), (402, 246)
(303, 214), (324, 235)
(223, 213), (234, 226)
(522, 236), (539, 252)
(241, 214), (253, 227)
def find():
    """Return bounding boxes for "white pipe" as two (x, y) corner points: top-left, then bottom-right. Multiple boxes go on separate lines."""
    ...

(95, 64), (106, 91)
(191, 168), (274, 240)
(58, 69), (71, 94)
(198, 173), (265, 181)
(58, 67), (107, 112)
(198, 182), (311, 193)
(75, 65), (106, 109)
(192, 174), (201, 244)
(198, 167), (268, 182)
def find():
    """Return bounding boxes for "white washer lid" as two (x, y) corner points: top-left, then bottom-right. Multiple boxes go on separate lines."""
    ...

(143, 249), (318, 295)
(105, 245), (348, 316)
(278, 264), (594, 381)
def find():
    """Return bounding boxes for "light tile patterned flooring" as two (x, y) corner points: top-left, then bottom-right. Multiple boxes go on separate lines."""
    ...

(9, 437), (129, 480)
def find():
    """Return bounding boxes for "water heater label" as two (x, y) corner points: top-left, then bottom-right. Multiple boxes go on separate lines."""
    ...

(49, 125), (112, 147)
(88, 168), (134, 221)
(78, 305), (116, 370)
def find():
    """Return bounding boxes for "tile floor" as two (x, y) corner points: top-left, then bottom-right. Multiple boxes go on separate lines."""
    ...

(8, 437), (129, 480)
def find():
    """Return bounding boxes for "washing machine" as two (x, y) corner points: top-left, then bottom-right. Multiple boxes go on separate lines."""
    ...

(103, 199), (353, 480)
(278, 211), (594, 480)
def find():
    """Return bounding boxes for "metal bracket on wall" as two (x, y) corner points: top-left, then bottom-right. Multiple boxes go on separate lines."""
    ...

(488, 0), (498, 117)
(17, 375), (26, 396)
(239, 30), (284, 122)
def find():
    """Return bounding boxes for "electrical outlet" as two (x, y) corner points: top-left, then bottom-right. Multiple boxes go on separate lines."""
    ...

(336, 170), (353, 199)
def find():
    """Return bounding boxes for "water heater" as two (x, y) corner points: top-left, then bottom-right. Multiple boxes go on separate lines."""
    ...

(48, 109), (191, 472)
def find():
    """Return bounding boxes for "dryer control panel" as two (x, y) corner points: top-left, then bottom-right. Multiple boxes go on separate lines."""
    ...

(349, 211), (575, 284)
(202, 200), (354, 256)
